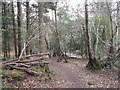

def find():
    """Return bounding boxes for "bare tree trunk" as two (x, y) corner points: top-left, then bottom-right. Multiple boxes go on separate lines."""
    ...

(26, 1), (31, 55)
(17, 0), (22, 57)
(82, 24), (88, 57)
(2, 2), (6, 59)
(8, 43), (11, 58)
(38, 2), (47, 54)
(12, 2), (17, 58)
(116, 1), (120, 49)
(2, 2), (8, 59)
(53, 2), (61, 57)
(53, 2), (67, 63)
(107, 2), (114, 55)
(85, 0), (98, 69)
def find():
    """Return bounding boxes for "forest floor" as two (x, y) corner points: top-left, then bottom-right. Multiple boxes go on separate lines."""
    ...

(2, 58), (119, 88)
(49, 58), (119, 88)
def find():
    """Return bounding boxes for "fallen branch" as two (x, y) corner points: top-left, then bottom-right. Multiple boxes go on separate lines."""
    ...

(17, 57), (43, 63)
(26, 61), (49, 67)
(3, 59), (49, 69)
(3, 53), (49, 64)
(8, 66), (39, 76)
(3, 63), (30, 68)
(23, 53), (50, 58)
(18, 35), (39, 60)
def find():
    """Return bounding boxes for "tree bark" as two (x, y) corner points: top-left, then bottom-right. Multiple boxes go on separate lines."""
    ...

(53, 2), (61, 57)
(12, 2), (17, 58)
(52, 2), (67, 63)
(17, 0), (22, 57)
(2, 2), (8, 59)
(26, 1), (32, 55)
(5, 66), (39, 76)
(117, 1), (120, 50)
(38, 2), (47, 54)
(106, 1), (115, 55)
(85, 0), (98, 69)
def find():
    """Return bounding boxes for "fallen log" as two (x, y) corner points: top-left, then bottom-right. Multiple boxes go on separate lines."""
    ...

(13, 67), (39, 76)
(3, 63), (30, 68)
(16, 63), (30, 68)
(26, 61), (49, 67)
(3, 56), (49, 76)
(16, 57), (43, 63)
(3, 53), (49, 64)
(3, 59), (19, 64)
(3, 60), (49, 69)
(4, 65), (40, 76)
(3, 57), (43, 64)
(18, 53), (49, 60)
(25, 53), (50, 58)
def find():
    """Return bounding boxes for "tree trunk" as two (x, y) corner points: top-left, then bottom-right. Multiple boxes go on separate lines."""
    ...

(17, 1), (22, 57)
(53, 2), (67, 63)
(12, 2), (17, 58)
(116, 1), (120, 50)
(85, 0), (98, 69)
(26, 1), (31, 55)
(53, 2), (61, 57)
(38, 2), (47, 54)
(105, 1), (115, 55)
(2, 2), (8, 59)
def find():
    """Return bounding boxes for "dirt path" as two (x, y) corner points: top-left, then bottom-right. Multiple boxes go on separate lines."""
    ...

(49, 58), (118, 88)
(2, 58), (118, 88)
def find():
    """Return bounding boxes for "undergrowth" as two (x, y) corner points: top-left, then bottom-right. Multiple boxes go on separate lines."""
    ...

(86, 60), (106, 72)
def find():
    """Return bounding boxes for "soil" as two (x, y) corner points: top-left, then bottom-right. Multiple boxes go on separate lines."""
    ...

(2, 58), (119, 88)
(49, 58), (119, 88)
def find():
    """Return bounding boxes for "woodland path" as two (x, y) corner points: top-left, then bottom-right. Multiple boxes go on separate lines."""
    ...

(2, 57), (118, 88)
(49, 58), (118, 88)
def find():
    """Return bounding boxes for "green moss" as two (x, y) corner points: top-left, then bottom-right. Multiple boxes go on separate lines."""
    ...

(32, 66), (42, 72)
(87, 60), (106, 72)
(87, 81), (96, 85)
(0, 70), (4, 75)
(96, 60), (106, 69)
(0, 69), (7, 78)
(11, 72), (23, 81)
(32, 68), (38, 72)
(41, 77), (46, 81)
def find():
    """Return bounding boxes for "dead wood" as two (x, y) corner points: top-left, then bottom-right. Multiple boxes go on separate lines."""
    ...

(26, 61), (49, 67)
(2, 54), (49, 76)
(16, 57), (43, 63)
(3, 63), (30, 69)
(4, 65), (40, 76)
(3, 53), (49, 64)
(3, 60), (49, 69)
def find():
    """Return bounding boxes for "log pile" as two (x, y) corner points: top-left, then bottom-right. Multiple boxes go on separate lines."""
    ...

(2, 53), (50, 76)
(3, 53), (50, 64)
